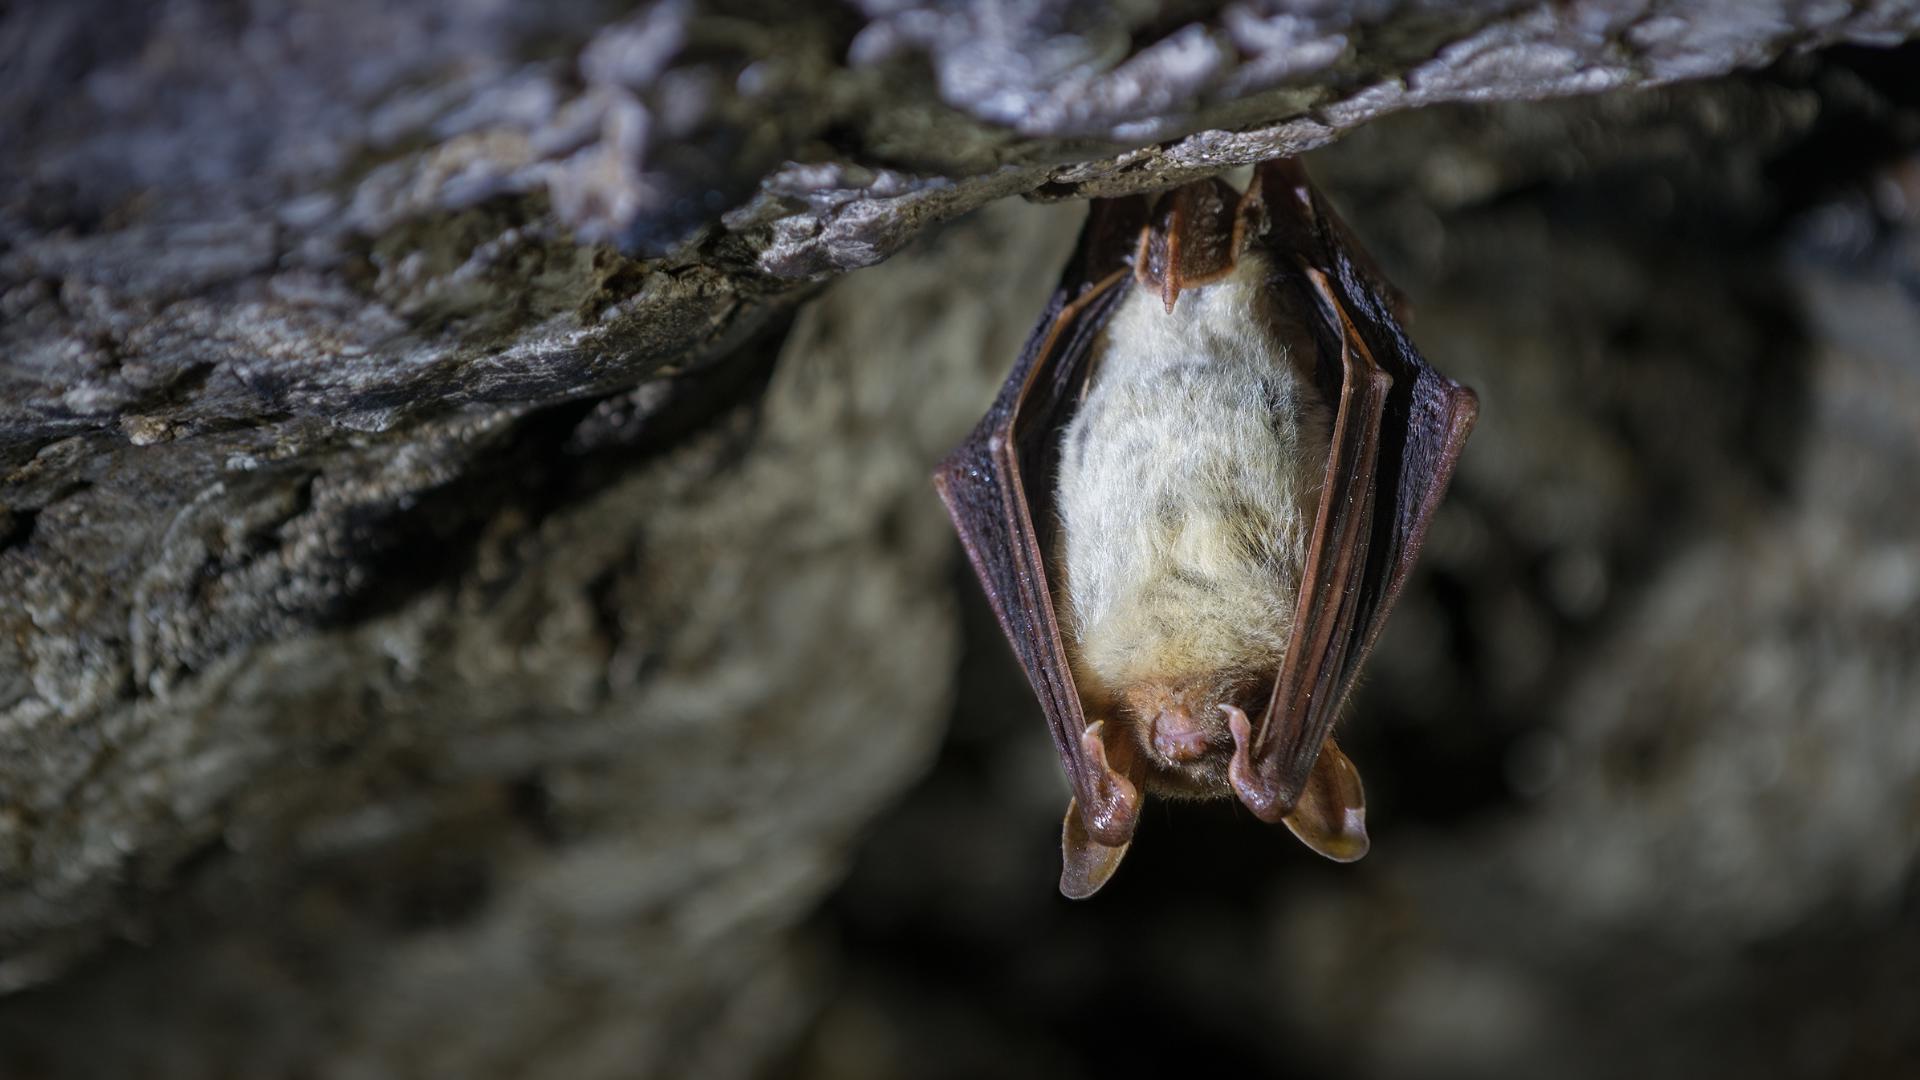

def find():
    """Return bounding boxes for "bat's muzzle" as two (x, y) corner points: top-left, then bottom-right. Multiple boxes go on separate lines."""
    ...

(1150, 708), (1219, 763)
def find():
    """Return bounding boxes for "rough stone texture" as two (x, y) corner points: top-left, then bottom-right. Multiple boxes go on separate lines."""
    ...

(3, 1), (1920, 1077)
(0, 191), (1082, 1076)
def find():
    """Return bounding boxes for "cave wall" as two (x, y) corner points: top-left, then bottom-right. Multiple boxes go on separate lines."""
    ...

(4, 3), (1919, 1078)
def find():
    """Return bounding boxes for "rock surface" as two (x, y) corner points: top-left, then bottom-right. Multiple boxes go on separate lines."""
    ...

(0, 192), (1081, 1077)
(3, 1), (1919, 1077)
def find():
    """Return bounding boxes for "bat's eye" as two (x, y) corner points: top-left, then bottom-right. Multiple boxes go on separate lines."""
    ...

(1150, 707), (1219, 763)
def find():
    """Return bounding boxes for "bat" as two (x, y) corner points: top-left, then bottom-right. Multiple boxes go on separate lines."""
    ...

(933, 159), (1477, 898)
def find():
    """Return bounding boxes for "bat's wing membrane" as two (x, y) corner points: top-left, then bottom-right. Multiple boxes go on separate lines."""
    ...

(1238, 160), (1479, 826)
(932, 197), (1149, 854)
(1232, 269), (1390, 828)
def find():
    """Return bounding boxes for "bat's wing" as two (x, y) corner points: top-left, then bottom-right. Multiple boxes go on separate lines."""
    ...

(1231, 160), (1479, 844)
(1273, 162), (1480, 679)
(933, 197), (1151, 875)
(1228, 265), (1390, 846)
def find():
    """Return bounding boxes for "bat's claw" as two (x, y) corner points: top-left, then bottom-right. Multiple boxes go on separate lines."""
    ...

(1062, 723), (1141, 896)
(1225, 706), (1369, 860)
(1078, 722), (1142, 847)
(1224, 704), (1290, 824)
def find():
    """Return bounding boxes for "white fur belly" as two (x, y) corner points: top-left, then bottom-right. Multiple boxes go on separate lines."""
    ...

(1055, 255), (1331, 693)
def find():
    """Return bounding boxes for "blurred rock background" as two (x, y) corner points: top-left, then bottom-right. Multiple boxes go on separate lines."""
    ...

(2, 2), (1918, 1078)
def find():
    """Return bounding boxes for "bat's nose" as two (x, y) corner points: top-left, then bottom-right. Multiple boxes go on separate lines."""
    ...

(1151, 708), (1216, 763)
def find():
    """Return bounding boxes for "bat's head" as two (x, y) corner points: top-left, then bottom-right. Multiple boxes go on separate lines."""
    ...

(1064, 670), (1365, 897)
(1116, 674), (1266, 798)
(1084, 675), (1367, 870)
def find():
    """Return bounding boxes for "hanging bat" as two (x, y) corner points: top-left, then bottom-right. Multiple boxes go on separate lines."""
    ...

(933, 158), (1477, 898)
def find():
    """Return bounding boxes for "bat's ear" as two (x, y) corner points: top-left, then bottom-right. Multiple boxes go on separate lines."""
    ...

(1060, 797), (1132, 899)
(1281, 740), (1370, 863)
(1136, 177), (1242, 313)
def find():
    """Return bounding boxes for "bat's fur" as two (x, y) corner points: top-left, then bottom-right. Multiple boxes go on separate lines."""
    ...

(1056, 253), (1330, 793)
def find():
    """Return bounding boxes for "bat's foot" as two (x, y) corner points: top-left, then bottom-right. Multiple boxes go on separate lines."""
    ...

(1224, 705), (1370, 861)
(1078, 722), (1142, 847)
(1061, 796), (1131, 899)
(1223, 704), (1291, 824)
